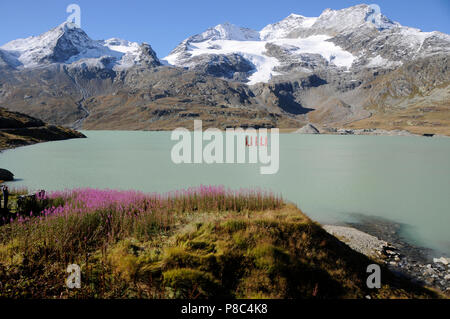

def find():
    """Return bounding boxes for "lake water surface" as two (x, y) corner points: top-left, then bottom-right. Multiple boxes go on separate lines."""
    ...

(1, 131), (449, 255)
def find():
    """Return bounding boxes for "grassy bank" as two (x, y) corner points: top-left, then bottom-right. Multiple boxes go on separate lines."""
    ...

(0, 186), (441, 298)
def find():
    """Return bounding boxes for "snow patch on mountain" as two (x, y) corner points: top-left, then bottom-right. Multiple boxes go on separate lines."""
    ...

(166, 35), (355, 84)
(274, 36), (355, 68)
(183, 40), (279, 84)
(398, 27), (436, 51)
(103, 38), (141, 54)
(366, 55), (402, 68)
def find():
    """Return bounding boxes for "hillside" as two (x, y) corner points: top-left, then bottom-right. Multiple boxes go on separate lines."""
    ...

(0, 187), (442, 298)
(0, 107), (85, 150)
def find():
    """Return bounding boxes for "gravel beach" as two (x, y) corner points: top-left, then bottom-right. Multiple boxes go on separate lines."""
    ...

(323, 225), (389, 258)
(323, 223), (450, 295)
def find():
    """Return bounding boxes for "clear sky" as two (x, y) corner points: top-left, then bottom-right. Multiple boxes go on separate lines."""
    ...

(0, 0), (449, 58)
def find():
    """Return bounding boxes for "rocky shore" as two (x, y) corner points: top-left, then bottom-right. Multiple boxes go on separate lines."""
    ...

(330, 128), (449, 137)
(324, 220), (450, 295)
(329, 128), (416, 136)
(294, 123), (450, 137)
(292, 123), (450, 137)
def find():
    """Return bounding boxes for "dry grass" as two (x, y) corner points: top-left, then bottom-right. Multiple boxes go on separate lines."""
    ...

(345, 103), (450, 136)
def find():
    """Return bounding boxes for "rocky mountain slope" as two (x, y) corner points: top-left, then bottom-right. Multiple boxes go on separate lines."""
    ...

(0, 4), (448, 134)
(0, 107), (85, 150)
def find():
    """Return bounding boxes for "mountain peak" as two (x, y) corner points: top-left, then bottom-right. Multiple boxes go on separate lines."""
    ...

(1, 20), (95, 66)
(56, 21), (83, 31)
(315, 4), (398, 32)
(189, 23), (260, 42)
(286, 13), (305, 19)
(260, 13), (317, 40)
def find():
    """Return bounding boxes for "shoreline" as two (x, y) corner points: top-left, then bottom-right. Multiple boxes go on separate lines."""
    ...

(323, 220), (450, 295)
(84, 127), (450, 137)
(289, 126), (450, 137)
(2, 128), (447, 154)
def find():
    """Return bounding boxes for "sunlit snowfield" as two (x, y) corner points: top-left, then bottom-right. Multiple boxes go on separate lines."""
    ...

(2, 131), (450, 255)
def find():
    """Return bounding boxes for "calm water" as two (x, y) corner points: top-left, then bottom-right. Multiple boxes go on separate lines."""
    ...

(1, 131), (450, 255)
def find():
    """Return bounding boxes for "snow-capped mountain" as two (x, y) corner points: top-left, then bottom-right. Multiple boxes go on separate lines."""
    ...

(0, 4), (448, 134)
(0, 22), (160, 70)
(164, 4), (449, 84)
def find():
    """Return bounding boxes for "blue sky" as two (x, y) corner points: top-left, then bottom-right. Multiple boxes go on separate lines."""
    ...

(0, 0), (449, 57)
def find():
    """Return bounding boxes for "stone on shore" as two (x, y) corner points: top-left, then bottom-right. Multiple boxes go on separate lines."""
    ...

(433, 257), (450, 265)
(0, 168), (14, 181)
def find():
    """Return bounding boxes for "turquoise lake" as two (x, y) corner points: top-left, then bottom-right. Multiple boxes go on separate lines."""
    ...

(1, 131), (449, 255)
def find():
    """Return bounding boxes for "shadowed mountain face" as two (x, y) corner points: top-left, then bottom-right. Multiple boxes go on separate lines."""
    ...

(0, 4), (449, 134)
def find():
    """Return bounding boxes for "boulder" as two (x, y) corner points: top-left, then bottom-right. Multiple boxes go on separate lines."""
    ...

(433, 257), (449, 265)
(0, 168), (14, 181)
(296, 123), (320, 134)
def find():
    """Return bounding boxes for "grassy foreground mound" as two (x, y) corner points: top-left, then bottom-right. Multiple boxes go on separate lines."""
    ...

(0, 186), (440, 299)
